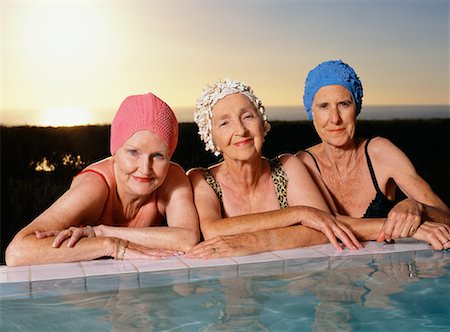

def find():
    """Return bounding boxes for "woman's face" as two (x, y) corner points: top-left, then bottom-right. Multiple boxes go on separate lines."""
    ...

(114, 130), (170, 197)
(311, 85), (357, 147)
(211, 93), (265, 161)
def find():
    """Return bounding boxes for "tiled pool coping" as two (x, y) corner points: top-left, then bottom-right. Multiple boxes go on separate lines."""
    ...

(0, 239), (432, 284)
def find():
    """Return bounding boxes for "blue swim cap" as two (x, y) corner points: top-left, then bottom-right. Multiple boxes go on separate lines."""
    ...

(303, 60), (363, 120)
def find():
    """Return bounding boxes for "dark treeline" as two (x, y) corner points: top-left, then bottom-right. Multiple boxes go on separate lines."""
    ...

(1, 119), (449, 264)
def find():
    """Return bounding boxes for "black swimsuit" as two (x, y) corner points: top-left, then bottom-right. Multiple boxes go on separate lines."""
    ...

(200, 157), (289, 214)
(306, 138), (395, 218)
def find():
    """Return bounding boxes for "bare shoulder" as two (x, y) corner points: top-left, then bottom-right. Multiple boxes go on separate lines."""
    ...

(162, 162), (191, 188)
(277, 153), (309, 176)
(187, 162), (222, 181)
(295, 145), (321, 172)
(366, 136), (405, 160)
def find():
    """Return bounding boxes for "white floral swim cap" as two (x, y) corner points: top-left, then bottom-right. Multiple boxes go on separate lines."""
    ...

(194, 79), (271, 156)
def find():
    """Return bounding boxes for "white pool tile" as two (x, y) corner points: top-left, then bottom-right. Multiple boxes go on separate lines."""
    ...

(271, 247), (328, 260)
(0, 265), (30, 283)
(237, 260), (285, 277)
(31, 262), (84, 281)
(231, 252), (282, 264)
(178, 256), (237, 268)
(0, 240), (445, 284)
(130, 256), (188, 272)
(363, 241), (427, 254)
(311, 243), (373, 257)
(395, 239), (432, 251)
(81, 259), (137, 277)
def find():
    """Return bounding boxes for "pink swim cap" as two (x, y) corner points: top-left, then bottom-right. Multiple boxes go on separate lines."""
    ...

(110, 93), (179, 156)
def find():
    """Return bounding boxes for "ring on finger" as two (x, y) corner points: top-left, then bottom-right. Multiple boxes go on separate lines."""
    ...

(408, 227), (417, 236)
(64, 229), (72, 237)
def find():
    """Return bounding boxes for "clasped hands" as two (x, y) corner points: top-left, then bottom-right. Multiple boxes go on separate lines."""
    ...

(377, 198), (450, 250)
(35, 225), (183, 260)
(35, 225), (97, 248)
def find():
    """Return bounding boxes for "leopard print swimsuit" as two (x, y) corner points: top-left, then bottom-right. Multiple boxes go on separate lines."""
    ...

(200, 158), (289, 213)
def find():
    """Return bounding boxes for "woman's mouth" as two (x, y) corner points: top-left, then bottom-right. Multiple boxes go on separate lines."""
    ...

(132, 175), (153, 183)
(234, 139), (252, 147)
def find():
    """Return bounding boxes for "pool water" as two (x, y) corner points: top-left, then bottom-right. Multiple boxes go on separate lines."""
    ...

(1, 249), (449, 331)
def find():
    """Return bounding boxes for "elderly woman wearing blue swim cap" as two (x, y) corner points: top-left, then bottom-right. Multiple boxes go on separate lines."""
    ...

(296, 60), (450, 250)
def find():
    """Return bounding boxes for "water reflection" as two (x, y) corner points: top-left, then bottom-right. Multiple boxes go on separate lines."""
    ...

(1, 251), (449, 331)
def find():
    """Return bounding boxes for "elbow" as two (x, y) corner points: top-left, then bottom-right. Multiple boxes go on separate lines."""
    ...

(200, 227), (217, 241)
(5, 242), (25, 267)
(180, 229), (201, 251)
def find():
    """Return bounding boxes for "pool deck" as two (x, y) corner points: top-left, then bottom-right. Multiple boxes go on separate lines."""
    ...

(0, 239), (432, 285)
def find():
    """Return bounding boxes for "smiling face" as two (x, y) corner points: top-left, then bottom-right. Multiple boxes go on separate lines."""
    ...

(113, 130), (170, 197)
(211, 93), (265, 161)
(311, 85), (357, 147)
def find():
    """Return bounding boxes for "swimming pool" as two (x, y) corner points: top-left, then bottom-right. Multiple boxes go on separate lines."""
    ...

(1, 240), (449, 331)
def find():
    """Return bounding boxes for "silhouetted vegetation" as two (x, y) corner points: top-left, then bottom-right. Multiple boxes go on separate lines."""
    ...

(1, 119), (449, 264)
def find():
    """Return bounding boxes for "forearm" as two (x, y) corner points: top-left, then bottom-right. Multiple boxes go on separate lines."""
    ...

(336, 215), (385, 241)
(255, 225), (330, 251)
(97, 225), (198, 252)
(6, 234), (114, 266)
(202, 207), (310, 239)
(422, 204), (450, 225)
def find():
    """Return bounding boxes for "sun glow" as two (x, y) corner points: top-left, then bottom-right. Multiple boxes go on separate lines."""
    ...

(39, 107), (92, 127)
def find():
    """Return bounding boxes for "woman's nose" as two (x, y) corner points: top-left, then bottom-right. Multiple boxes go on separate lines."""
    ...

(139, 157), (152, 174)
(329, 105), (342, 123)
(234, 120), (247, 135)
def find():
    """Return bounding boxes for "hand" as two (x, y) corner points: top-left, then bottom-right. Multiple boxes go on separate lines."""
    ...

(412, 221), (450, 250)
(300, 207), (362, 251)
(377, 198), (423, 242)
(35, 225), (97, 248)
(184, 233), (258, 259)
(114, 240), (184, 260)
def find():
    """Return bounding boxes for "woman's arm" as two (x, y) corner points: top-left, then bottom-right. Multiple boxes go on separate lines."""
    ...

(185, 225), (331, 258)
(95, 163), (200, 252)
(5, 173), (113, 266)
(370, 137), (450, 240)
(188, 163), (360, 250)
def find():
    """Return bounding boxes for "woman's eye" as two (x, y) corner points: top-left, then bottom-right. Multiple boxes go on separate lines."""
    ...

(319, 103), (328, 109)
(243, 112), (254, 119)
(153, 153), (165, 160)
(128, 149), (139, 156)
(339, 102), (350, 108)
(219, 121), (229, 127)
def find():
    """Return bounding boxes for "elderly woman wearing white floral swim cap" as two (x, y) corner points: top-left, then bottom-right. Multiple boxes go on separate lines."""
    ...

(296, 60), (450, 250)
(185, 79), (363, 259)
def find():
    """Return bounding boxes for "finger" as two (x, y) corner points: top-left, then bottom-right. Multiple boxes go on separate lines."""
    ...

(383, 216), (396, 242)
(443, 240), (450, 250)
(391, 215), (408, 239)
(399, 218), (413, 238)
(52, 230), (71, 248)
(35, 230), (59, 239)
(321, 227), (343, 251)
(67, 228), (85, 247)
(339, 224), (363, 249)
(185, 247), (213, 259)
(376, 223), (386, 242)
(129, 250), (168, 260)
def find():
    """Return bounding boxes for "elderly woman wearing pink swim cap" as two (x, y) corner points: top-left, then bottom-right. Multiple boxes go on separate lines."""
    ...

(6, 93), (200, 266)
(296, 60), (450, 250)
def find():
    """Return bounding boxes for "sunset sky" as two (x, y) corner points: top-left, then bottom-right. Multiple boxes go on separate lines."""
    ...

(1, 0), (448, 126)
